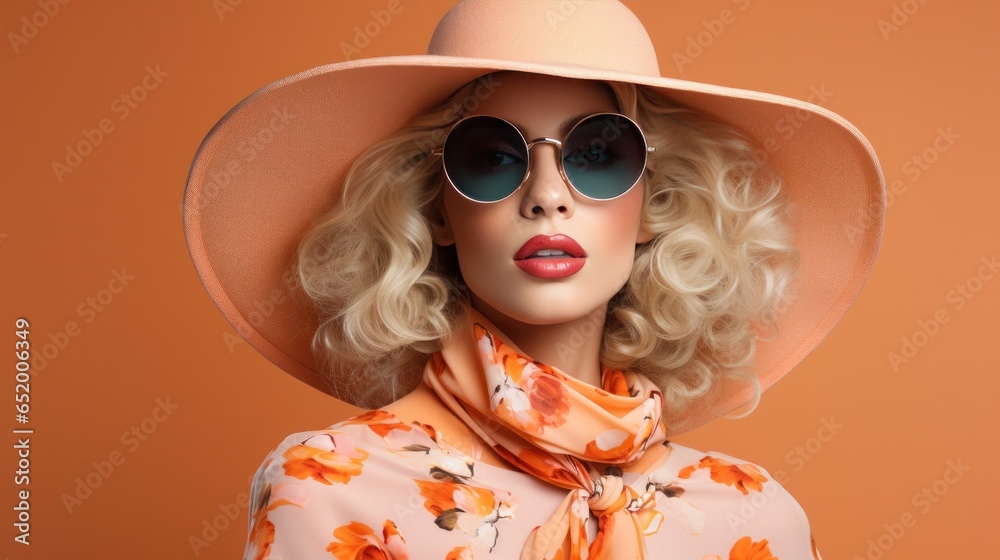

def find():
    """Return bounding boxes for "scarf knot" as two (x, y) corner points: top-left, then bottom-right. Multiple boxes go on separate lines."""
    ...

(424, 314), (668, 559)
(587, 474), (627, 515)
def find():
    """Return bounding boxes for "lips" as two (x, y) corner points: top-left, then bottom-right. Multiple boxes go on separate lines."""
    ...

(514, 234), (587, 260)
(513, 234), (587, 279)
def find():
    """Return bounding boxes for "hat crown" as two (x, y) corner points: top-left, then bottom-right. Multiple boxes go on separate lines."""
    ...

(428, 0), (661, 77)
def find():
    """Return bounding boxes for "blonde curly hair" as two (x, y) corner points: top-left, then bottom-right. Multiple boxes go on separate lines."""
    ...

(296, 72), (800, 431)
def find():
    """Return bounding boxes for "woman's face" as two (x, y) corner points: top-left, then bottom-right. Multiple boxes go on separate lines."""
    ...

(434, 72), (652, 329)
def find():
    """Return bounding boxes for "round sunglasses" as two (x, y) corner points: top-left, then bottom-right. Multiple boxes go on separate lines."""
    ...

(430, 112), (656, 203)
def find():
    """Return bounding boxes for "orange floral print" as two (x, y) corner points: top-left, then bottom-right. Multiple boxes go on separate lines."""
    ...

(526, 373), (570, 426)
(246, 507), (274, 560)
(602, 368), (635, 397)
(677, 456), (768, 495)
(728, 536), (777, 560)
(248, 310), (820, 557)
(646, 474), (706, 534)
(446, 546), (474, 560)
(637, 506), (665, 536)
(245, 481), (308, 560)
(343, 409), (439, 442)
(415, 479), (498, 518)
(476, 324), (570, 433)
(282, 432), (369, 485)
(347, 410), (479, 483)
(495, 446), (581, 490)
(584, 429), (633, 462)
(811, 532), (823, 560)
(326, 519), (409, 560)
(342, 410), (400, 437)
(414, 479), (515, 551)
(583, 395), (659, 462)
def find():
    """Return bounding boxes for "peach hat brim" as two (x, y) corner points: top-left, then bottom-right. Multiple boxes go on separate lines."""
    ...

(183, 1), (885, 435)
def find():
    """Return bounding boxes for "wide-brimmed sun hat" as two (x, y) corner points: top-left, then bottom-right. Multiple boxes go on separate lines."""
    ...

(183, 0), (885, 433)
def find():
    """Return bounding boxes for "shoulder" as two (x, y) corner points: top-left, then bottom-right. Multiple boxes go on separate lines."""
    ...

(244, 410), (488, 560)
(638, 441), (820, 559)
(250, 409), (478, 492)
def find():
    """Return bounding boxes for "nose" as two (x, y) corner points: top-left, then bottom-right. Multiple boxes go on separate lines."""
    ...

(519, 140), (575, 219)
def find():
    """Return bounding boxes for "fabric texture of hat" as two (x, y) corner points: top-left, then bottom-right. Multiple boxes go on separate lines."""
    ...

(183, 0), (885, 435)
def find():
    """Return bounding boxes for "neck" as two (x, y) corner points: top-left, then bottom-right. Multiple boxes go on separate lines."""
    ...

(468, 295), (608, 387)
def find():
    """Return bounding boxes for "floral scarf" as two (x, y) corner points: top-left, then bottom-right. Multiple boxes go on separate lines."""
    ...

(422, 309), (669, 559)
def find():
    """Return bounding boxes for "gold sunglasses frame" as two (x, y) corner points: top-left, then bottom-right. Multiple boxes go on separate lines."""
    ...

(429, 112), (657, 203)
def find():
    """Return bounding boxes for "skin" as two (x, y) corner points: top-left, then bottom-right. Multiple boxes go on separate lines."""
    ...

(433, 71), (652, 387)
(386, 72), (661, 471)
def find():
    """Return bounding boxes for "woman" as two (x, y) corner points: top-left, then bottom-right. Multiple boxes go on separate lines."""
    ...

(183, 1), (884, 558)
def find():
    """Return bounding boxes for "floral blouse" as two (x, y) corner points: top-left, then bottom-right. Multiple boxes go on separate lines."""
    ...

(243, 410), (822, 559)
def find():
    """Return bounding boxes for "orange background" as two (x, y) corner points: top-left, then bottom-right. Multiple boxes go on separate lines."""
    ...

(2, 0), (996, 557)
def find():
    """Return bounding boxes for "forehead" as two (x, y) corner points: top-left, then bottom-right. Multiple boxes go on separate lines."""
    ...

(464, 72), (618, 136)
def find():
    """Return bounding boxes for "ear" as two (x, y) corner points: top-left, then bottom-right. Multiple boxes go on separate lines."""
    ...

(431, 207), (455, 246)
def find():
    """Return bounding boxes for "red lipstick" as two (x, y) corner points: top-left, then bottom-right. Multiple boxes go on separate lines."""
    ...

(514, 234), (586, 278)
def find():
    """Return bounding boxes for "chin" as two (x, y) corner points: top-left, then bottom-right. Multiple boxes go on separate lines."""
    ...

(474, 286), (618, 327)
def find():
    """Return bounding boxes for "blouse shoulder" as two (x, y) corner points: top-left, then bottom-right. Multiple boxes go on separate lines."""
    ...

(640, 441), (822, 559)
(243, 410), (496, 560)
(242, 415), (822, 559)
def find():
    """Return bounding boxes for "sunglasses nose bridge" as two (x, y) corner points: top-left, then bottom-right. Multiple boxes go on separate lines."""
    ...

(526, 137), (562, 150)
(523, 137), (569, 186)
(525, 137), (563, 163)
(433, 113), (652, 203)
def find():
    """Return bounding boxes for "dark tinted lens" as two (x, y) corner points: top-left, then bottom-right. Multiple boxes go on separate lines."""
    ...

(562, 114), (647, 199)
(442, 116), (528, 202)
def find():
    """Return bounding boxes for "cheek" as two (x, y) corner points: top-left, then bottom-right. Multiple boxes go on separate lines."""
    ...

(444, 196), (511, 269)
(596, 189), (646, 281)
(605, 187), (645, 241)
